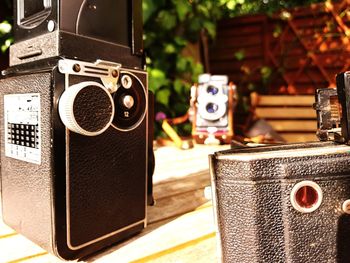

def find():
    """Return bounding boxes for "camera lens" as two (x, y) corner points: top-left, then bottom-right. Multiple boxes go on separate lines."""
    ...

(206, 103), (219, 114)
(207, 86), (219, 95)
(295, 186), (318, 209)
(290, 181), (322, 213)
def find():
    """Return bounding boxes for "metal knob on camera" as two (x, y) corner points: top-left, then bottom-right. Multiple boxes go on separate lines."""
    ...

(58, 81), (115, 136)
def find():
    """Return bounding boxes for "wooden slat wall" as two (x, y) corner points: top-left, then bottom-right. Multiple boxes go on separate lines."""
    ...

(209, 1), (350, 95)
(253, 95), (317, 143)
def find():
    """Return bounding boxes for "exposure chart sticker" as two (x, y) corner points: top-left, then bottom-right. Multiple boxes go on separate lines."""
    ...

(4, 94), (41, 164)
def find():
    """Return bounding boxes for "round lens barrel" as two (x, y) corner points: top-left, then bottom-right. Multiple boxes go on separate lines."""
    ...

(206, 103), (219, 114)
(207, 86), (219, 95)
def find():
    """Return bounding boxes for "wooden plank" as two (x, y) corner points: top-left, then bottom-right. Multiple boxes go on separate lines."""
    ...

(153, 145), (228, 183)
(153, 170), (210, 200)
(148, 187), (208, 224)
(0, 144), (222, 263)
(131, 233), (217, 263)
(257, 95), (314, 106)
(87, 205), (216, 263)
(255, 107), (316, 119)
(281, 133), (317, 143)
(268, 120), (317, 132)
(0, 234), (51, 263)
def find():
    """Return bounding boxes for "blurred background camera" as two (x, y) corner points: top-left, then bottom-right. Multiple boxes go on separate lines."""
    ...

(191, 74), (236, 144)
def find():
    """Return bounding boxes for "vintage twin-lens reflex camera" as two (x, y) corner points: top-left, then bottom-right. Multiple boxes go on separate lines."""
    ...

(191, 74), (235, 144)
(0, 0), (153, 260)
(209, 74), (350, 262)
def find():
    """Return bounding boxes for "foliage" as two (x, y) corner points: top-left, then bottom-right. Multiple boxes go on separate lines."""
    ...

(0, 21), (13, 53)
(0, 0), (12, 53)
(0, 0), (327, 137)
(143, 0), (231, 137)
(144, 0), (326, 137)
(221, 0), (326, 17)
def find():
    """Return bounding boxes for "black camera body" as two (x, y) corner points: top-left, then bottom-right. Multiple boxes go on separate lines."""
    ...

(0, 0), (152, 260)
(210, 73), (350, 262)
(10, 0), (143, 67)
(210, 142), (350, 263)
(0, 58), (149, 260)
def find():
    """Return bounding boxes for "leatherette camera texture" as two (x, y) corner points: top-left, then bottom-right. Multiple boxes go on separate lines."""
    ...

(211, 142), (350, 263)
(0, 72), (54, 254)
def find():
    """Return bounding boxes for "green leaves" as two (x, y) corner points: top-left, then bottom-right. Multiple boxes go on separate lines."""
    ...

(0, 20), (12, 53)
(156, 88), (171, 106)
(156, 10), (177, 30)
(234, 50), (246, 61)
(173, 0), (191, 21)
(143, 0), (326, 137)
(148, 68), (169, 93)
(142, 0), (157, 24)
(0, 21), (11, 36)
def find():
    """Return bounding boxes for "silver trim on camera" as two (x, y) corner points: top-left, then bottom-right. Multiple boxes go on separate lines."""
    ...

(58, 59), (121, 94)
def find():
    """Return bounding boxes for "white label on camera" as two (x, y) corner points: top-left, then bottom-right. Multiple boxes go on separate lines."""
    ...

(4, 93), (41, 164)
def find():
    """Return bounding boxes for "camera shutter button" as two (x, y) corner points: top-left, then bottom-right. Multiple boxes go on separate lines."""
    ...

(59, 81), (115, 136)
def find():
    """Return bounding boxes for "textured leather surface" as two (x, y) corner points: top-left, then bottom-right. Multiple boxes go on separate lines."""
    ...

(0, 72), (55, 254)
(211, 142), (350, 263)
(68, 123), (147, 247)
(73, 86), (113, 132)
(66, 69), (148, 250)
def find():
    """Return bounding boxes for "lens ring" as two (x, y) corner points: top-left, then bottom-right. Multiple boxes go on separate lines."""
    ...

(207, 85), (219, 95)
(290, 181), (323, 213)
(206, 103), (219, 114)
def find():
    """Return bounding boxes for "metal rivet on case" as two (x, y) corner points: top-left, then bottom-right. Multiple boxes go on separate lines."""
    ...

(47, 20), (55, 32)
(73, 64), (81, 73)
(342, 200), (350, 214)
(112, 70), (119, 78)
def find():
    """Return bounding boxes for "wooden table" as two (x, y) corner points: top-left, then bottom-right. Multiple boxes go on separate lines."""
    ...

(0, 144), (228, 262)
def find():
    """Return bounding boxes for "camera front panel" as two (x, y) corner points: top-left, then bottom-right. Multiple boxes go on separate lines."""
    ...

(52, 63), (148, 258)
(196, 83), (229, 129)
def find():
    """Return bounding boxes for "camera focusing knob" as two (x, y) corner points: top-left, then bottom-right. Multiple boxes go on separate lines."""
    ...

(59, 81), (115, 136)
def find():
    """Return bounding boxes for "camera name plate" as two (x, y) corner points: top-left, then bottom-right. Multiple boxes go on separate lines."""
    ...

(4, 93), (41, 164)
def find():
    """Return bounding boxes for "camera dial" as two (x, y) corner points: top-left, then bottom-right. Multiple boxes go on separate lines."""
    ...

(58, 81), (115, 136)
(111, 72), (147, 131)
